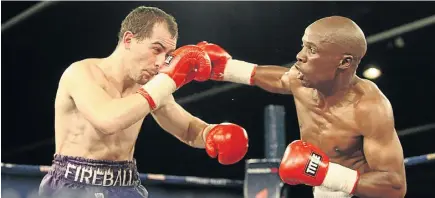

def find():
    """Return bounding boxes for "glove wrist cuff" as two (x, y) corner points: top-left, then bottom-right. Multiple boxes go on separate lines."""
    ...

(224, 59), (257, 85)
(138, 73), (176, 110)
(321, 162), (360, 195)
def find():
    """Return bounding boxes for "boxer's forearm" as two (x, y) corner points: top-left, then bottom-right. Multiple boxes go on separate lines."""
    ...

(152, 102), (209, 148)
(169, 117), (208, 148)
(353, 171), (406, 198)
(185, 118), (210, 148)
(252, 66), (290, 94)
(94, 94), (151, 134)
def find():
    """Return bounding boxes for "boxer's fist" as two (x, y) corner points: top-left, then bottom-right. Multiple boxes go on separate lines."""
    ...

(203, 123), (249, 165)
(138, 45), (211, 110)
(197, 41), (232, 81)
(279, 140), (330, 186)
(279, 140), (360, 194)
(160, 45), (211, 88)
(197, 41), (257, 85)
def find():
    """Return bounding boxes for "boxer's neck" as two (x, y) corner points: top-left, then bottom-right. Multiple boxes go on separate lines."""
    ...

(100, 48), (135, 93)
(314, 70), (357, 106)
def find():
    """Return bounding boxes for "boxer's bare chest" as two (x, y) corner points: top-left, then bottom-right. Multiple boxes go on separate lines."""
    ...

(293, 88), (367, 171)
(102, 82), (144, 137)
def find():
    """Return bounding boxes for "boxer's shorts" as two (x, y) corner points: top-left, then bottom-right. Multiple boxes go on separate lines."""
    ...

(38, 154), (148, 198)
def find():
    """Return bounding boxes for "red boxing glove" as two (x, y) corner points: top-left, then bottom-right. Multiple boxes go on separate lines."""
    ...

(160, 45), (211, 88)
(138, 45), (211, 110)
(202, 123), (249, 165)
(197, 41), (257, 85)
(279, 140), (360, 195)
(197, 41), (231, 81)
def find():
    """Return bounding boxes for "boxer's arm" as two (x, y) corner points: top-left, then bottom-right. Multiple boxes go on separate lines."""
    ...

(62, 63), (152, 134)
(151, 95), (209, 148)
(353, 97), (407, 198)
(252, 65), (297, 95)
(199, 42), (296, 94)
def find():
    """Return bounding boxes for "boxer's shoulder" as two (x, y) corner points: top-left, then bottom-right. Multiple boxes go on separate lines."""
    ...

(285, 66), (300, 81)
(64, 58), (104, 78)
(61, 58), (106, 87)
(355, 78), (390, 107)
(282, 66), (303, 92)
(354, 79), (394, 131)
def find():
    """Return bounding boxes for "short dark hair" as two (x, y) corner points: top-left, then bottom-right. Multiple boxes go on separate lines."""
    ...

(118, 6), (178, 42)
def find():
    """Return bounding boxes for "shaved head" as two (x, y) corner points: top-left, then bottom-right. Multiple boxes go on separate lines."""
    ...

(307, 16), (367, 63)
(295, 16), (367, 90)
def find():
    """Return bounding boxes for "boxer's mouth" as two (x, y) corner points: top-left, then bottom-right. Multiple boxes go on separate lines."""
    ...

(294, 64), (305, 80)
(294, 63), (302, 70)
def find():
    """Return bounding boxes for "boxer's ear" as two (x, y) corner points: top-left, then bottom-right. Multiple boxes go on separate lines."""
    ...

(338, 55), (353, 70)
(123, 31), (134, 50)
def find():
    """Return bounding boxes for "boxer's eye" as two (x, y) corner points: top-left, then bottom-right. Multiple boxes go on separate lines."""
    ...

(302, 43), (316, 54)
(306, 46), (316, 54)
(152, 47), (162, 54)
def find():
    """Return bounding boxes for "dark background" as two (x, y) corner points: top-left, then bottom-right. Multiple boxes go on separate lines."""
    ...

(2, 2), (435, 197)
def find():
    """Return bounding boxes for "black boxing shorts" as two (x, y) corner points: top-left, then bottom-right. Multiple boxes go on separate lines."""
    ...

(38, 154), (148, 198)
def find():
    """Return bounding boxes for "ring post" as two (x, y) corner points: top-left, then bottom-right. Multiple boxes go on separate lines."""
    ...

(244, 105), (287, 198)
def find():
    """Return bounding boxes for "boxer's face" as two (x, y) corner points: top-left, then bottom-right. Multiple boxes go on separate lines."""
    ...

(295, 26), (347, 88)
(123, 23), (177, 85)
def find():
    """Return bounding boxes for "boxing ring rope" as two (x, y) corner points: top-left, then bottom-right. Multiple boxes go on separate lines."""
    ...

(1, 2), (59, 33)
(397, 123), (435, 137)
(1, 152), (435, 188)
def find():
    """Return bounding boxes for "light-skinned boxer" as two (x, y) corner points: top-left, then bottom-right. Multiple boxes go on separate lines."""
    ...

(39, 6), (249, 198)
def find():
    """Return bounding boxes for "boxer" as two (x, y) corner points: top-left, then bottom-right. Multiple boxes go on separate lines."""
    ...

(39, 6), (249, 198)
(198, 16), (406, 198)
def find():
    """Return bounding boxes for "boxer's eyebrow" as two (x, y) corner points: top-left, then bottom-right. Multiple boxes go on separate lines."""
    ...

(307, 42), (317, 47)
(302, 40), (317, 48)
(152, 41), (176, 54)
(152, 42), (166, 50)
